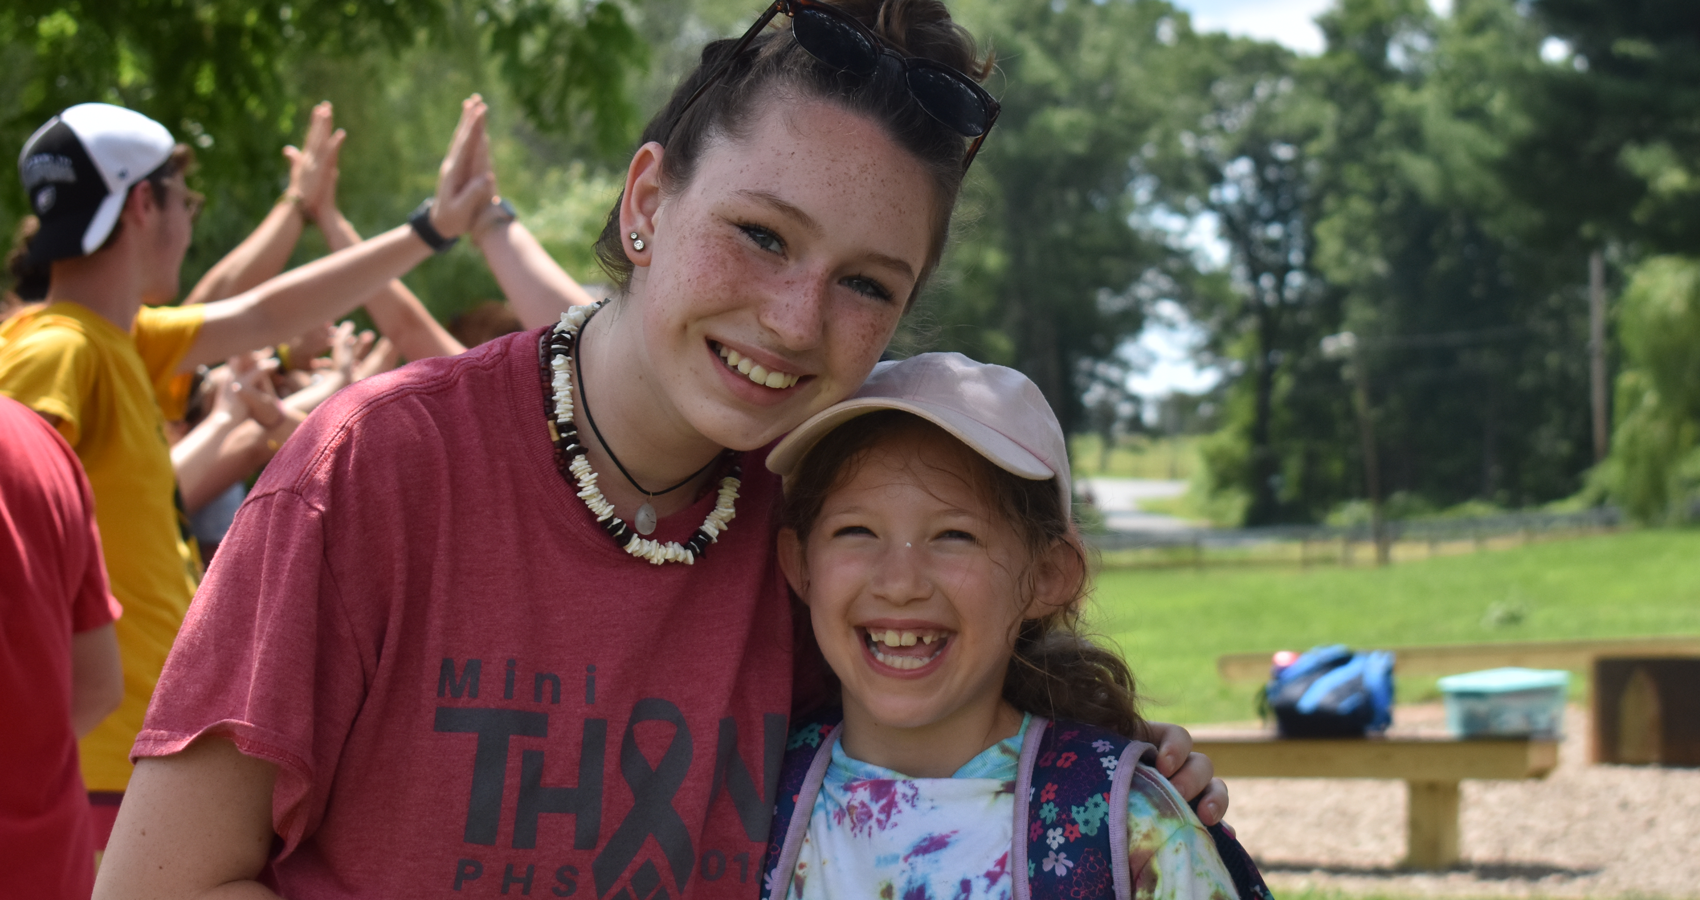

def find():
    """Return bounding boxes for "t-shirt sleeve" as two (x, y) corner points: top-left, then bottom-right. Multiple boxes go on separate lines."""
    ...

(0, 323), (97, 446)
(135, 484), (367, 854)
(132, 304), (205, 421)
(1127, 769), (1240, 900)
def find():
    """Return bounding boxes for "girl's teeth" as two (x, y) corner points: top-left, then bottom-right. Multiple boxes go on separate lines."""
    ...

(866, 629), (947, 670)
(717, 344), (800, 390)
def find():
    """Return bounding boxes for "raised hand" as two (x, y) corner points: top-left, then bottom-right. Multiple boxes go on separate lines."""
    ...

(201, 364), (250, 426)
(351, 336), (401, 383)
(428, 95), (496, 240)
(282, 102), (345, 224)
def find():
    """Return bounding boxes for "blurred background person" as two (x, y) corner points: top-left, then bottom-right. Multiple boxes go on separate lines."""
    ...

(0, 98), (488, 848)
(0, 393), (123, 898)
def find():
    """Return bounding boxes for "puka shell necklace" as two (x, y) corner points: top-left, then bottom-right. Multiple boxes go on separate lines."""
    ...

(538, 302), (739, 564)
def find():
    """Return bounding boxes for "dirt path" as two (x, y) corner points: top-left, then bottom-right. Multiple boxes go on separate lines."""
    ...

(1210, 705), (1700, 898)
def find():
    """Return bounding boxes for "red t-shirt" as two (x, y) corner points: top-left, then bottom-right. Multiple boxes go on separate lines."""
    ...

(0, 394), (120, 900)
(137, 330), (797, 899)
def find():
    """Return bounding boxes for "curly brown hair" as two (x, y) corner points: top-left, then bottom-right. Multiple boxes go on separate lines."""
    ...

(781, 410), (1147, 739)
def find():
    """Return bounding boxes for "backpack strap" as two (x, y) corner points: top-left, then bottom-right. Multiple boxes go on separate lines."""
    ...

(1019, 720), (1274, 900)
(1016, 718), (1146, 900)
(758, 709), (842, 900)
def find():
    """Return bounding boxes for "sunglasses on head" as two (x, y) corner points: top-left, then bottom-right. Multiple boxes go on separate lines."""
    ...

(673, 0), (1000, 172)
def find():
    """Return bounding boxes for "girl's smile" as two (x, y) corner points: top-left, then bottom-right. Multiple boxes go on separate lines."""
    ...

(858, 621), (950, 673)
(779, 424), (1064, 775)
(610, 97), (939, 461)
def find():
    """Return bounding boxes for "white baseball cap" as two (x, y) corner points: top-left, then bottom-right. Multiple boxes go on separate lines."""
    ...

(19, 103), (176, 261)
(767, 352), (1073, 518)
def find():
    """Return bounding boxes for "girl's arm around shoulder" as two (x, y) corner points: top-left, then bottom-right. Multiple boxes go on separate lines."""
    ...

(1126, 767), (1241, 900)
(94, 736), (283, 900)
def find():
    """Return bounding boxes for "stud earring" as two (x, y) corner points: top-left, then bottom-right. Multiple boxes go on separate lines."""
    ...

(629, 231), (645, 252)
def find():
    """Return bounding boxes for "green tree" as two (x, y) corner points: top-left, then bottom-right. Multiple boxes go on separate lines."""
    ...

(1156, 35), (1349, 525)
(1292, 0), (1596, 516)
(921, 0), (1199, 435)
(0, 0), (645, 303)
(1509, 0), (1700, 253)
(1606, 256), (1700, 521)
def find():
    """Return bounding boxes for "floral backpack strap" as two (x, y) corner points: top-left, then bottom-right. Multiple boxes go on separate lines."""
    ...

(758, 708), (842, 900)
(1015, 718), (1144, 900)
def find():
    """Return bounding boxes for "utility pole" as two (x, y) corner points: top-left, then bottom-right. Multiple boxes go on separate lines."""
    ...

(1323, 332), (1389, 566)
(1589, 250), (1609, 462)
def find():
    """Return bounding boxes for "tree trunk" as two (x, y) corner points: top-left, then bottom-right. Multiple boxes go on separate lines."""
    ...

(1245, 306), (1281, 525)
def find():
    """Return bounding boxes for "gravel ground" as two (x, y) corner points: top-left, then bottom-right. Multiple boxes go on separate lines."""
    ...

(1209, 705), (1700, 899)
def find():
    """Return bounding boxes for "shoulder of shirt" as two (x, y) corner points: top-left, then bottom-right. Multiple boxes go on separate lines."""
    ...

(1, 302), (98, 344)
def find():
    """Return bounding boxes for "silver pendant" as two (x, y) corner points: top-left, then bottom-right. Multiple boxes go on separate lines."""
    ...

(634, 502), (658, 536)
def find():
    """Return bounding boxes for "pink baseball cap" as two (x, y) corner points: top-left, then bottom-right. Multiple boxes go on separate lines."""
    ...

(766, 352), (1073, 518)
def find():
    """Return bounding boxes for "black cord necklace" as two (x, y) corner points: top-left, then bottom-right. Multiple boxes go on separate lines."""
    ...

(573, 314), (724, 536)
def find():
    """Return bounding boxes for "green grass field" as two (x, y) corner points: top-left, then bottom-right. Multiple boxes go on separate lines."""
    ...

(1086, 529), (1700, 725)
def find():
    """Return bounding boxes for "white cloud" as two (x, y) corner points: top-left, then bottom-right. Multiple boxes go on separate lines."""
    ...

(1174, 0), (1452, 55)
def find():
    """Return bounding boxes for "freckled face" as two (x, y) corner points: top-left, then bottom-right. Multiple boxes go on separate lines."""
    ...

(788, 430), (1034, 733)
(635, 98), (939, 452)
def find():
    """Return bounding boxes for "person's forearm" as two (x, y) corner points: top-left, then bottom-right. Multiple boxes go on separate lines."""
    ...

(70, 624), (122, 738)
(184, 227), (435, 370)
(173, 411), (246, 512)
(184, 201), (307, 306)
(181, 420), (289, 514)
(280, 371), (348, 415)
(475, 220), (597, 330)
(321, 211), (465, 359)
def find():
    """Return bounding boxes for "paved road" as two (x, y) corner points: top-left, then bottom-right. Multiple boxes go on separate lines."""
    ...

(1077, 477), (1196, 532)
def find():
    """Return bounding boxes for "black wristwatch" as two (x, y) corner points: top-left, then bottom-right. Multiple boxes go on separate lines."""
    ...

(408, 199), (458, 254)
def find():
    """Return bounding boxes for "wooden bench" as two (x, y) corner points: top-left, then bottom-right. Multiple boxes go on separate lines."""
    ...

(1194, 734), (1558, 869)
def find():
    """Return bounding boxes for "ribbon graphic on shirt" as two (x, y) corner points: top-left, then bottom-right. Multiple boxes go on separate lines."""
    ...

(594, 698), (695, 897)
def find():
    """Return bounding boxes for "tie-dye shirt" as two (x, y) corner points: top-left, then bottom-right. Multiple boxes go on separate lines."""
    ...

(787, 716), (1238, 900)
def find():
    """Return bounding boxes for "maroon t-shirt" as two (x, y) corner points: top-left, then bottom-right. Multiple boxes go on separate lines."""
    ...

(0, 394), (120, 900)
(138, 330), (796, 899)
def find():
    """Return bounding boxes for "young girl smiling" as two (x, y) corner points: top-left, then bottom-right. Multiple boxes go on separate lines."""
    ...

(766, 353), (1252, 900)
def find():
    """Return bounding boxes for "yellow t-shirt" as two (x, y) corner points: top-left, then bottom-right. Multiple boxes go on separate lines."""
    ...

(0, 301), (205, 792)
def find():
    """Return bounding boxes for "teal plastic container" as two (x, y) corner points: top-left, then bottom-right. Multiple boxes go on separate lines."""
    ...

(1437, 667), (1569, 739)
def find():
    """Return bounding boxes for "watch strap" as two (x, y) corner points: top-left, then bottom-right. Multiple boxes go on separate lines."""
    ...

(408, 199), (459, 254)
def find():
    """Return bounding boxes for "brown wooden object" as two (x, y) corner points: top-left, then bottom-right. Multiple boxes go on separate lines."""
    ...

(1591, 657), (1700, 767)
(1194, 736), (1558, 870)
